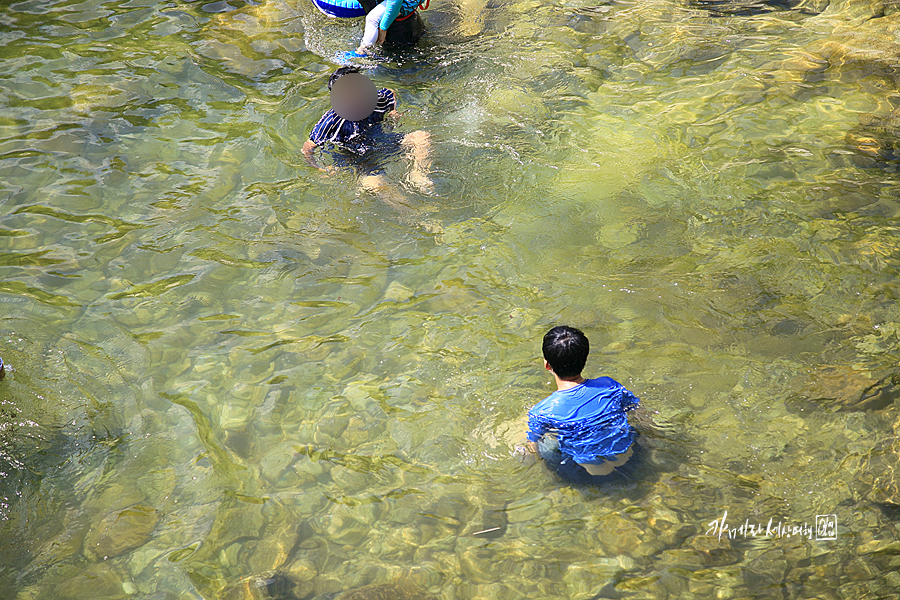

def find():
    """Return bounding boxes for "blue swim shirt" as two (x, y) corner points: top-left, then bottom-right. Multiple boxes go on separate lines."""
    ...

(379, 0), (422, 31)
(527, 377), (639, 463)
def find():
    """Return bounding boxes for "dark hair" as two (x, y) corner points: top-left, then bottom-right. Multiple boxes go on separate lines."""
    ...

(542, 325), (589, 379)
(328, 66), (362, 91)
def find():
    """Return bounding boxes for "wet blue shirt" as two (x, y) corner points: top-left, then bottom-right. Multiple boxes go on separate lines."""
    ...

(527, 377), (639, 463)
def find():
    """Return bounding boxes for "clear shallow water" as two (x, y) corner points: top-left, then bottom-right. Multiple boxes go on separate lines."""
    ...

(3, 0), (900, 598)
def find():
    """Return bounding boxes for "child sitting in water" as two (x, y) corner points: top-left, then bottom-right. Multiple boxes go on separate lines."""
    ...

(525, 325), (640, 480)
(302, 67), (433, 210)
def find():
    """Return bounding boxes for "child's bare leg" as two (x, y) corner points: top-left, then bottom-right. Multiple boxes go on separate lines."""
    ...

(359, 174), (442, 233)
(402, 130), (432, 172)
(359, 174), (413, 211)
(401, 130), (433, 193)
(579, 445), (634, 476)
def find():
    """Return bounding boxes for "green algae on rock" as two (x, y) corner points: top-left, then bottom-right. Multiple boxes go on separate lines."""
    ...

(786, 366), (900, 414)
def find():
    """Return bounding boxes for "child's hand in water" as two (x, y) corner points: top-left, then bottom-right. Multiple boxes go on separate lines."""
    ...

(513, 445), (537, 465)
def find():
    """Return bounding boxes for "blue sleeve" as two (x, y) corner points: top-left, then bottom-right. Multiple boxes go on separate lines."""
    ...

(379, 0), (404, 31)
(310, 117), (324, 143)
(526, 410), (550, 442)
(620, 386), (639, 412)
(310, 111), (337, 144)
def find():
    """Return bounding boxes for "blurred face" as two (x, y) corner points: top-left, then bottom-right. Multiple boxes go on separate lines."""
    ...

(330, 73), (378, 121)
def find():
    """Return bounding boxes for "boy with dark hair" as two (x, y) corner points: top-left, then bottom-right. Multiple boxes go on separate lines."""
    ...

(302, 66), (433, 210)
(525, 325), (640, 479)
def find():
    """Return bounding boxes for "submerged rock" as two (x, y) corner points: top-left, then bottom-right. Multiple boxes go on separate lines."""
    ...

(382, 281), (414, 303)
(285, 557), (318, 583)
(221, 572), (302, 600)
(851, 373), (900, 412)
(224, 427), (256, 460)
(468, 504), (508, 539)
(846, 107), (900, 167)
(334, 581), (434, 600)
(177, 495), (314, 600)
(83, 505), (159, 561)
(563, 560), (624, 600)
(594, 513), (647, 555)
(786, 367), (900, 414)
(857, 416), (900, 506)
(686, 534), (742, 567)
(187, 497), (266, 565)
(745, 548), (789, 592)
(53, 562), (129, 600)
(810, 18), (900, 72)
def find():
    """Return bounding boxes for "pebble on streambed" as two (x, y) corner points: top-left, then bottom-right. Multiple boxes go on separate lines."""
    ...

(785, 366), (900, 414)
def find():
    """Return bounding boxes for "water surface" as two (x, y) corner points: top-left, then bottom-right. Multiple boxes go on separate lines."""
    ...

(3, 0), (900, 598)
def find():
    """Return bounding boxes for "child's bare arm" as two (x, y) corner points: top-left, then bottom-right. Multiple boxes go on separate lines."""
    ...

(302, 139), (329, 172)
(513, 442), (539, 465)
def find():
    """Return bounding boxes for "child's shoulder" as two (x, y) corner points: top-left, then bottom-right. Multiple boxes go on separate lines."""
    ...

(585, 377), (636, 399)
(528, 390), (563, 416)
(585, 376), (620, 388)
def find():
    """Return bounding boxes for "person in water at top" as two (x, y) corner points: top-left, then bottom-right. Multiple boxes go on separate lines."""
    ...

(302, 66), (433, 210)
(525, 325), (640, 480)
(353, 0), (424, 56)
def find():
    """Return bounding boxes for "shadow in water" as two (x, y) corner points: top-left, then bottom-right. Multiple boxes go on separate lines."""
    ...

(687, 0), (818, 17)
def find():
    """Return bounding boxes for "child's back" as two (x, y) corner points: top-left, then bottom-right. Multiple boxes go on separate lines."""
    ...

(526, 326), (640, 480)
(302, 67), (434, 213)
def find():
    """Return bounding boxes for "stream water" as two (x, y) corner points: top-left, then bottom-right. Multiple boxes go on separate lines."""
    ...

(3, 0), (900, 598)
